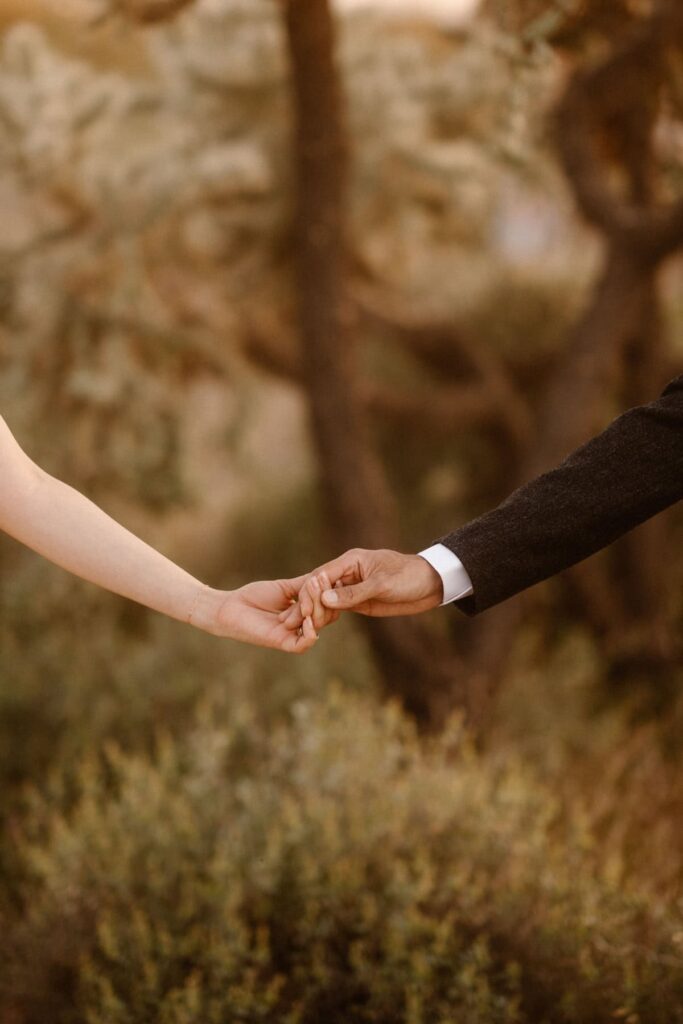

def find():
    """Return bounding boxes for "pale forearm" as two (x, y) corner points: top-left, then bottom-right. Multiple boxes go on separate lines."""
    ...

(1, 466), (220, 629)
(0, 416), (318, 653)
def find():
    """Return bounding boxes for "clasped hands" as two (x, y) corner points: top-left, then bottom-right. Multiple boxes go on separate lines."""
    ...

(213, 549), (443, 655)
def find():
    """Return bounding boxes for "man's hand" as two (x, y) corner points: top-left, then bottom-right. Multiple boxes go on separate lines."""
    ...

(281, 549), (444, 631)
(198, 578), (319, 654)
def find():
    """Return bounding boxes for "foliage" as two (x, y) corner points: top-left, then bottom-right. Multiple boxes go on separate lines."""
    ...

(4, 686), (683, 1024)
(0, 0), (563, 503)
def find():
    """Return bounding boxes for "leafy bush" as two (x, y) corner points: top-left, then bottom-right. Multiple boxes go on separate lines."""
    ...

(4, 686), (683, 1024)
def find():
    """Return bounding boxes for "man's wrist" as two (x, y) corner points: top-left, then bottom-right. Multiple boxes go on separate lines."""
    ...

(411, 553), (445, 604)
(418, 544), (474, 605)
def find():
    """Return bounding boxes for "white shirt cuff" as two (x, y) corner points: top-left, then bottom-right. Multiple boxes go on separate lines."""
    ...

(418, 543), (474, 606)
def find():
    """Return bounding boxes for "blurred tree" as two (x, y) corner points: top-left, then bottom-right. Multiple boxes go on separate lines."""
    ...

(0, 0), (552, 726)
(280, 0), (463, 725)
(112, 0), (195, 22)
(0, 0), (680, 728)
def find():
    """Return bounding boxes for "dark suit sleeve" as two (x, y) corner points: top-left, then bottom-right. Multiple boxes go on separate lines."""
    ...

(441, 374), (683, 616)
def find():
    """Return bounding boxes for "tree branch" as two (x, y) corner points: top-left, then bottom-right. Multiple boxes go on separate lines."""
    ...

(245, 320), (516, 436)
(351, 278), (533, 447)
(555, 3), (683, 259)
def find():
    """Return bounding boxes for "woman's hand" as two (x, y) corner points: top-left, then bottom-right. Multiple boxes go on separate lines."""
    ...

(193, 578), (319, 654)
(0, 415), (318, 653)
(284, 570), (341, 633)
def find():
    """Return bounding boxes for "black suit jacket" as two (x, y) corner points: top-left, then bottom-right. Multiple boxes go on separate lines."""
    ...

(442, 374), (683, 616)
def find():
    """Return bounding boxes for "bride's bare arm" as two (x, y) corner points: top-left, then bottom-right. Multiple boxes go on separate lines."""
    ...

(0, 416), (316, 653)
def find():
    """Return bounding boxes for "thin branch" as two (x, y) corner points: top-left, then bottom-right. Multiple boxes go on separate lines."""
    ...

(555, 3), (683, 259)
(245, 321), (528, 438)
(351, 278), (533, 447)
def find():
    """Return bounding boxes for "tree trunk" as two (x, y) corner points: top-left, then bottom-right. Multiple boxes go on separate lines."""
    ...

(281, 0), (463, 726)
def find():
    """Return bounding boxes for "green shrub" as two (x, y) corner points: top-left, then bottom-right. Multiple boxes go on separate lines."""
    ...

(4, 687), (683, 1024)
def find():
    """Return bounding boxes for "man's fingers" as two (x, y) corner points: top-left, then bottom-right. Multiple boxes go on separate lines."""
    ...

(322, 576), (382, 610)
(316, 572), (337, 629)
(305, 551), (365, 591)
(279, 550), (370, 629)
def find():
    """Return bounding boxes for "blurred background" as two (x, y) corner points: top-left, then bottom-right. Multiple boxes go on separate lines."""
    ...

(1, 1), (682, 1021)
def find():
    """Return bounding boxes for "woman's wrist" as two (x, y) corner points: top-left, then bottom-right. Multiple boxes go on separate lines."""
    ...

(178, 579), (318, 653)
(187, 584), (233, 635)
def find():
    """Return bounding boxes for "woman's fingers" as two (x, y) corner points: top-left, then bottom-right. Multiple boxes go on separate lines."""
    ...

(300, 578), (316, 620)
(302, 573), (339, 631)
(308, 575), (325, 630)
(302, 614), (317, 641)
(280, 576), (316, 628)
(280, 603), (304, 628)
(281, 615), (317, 653)
(303, 573), (336, 631)
(279, 570), (352, 633)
